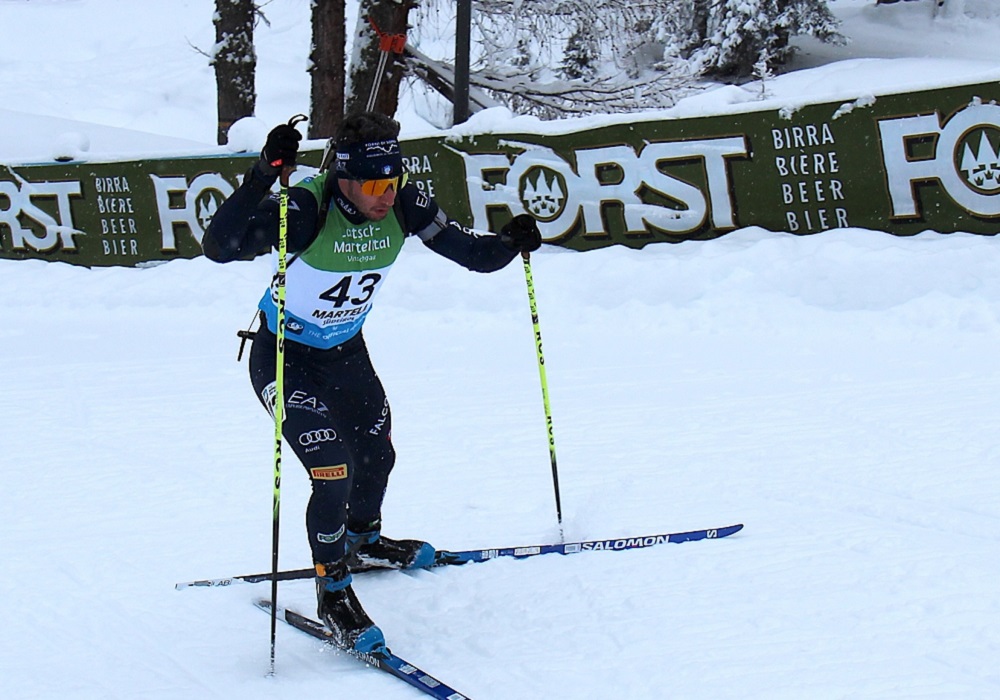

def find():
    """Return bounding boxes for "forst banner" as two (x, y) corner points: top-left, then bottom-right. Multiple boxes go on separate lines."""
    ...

(2, 78), (998, 267)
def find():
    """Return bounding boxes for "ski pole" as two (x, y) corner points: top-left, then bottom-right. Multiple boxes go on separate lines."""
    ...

(521, 252), (565, 542)
(268, 166), (288, 676)
(365, 17), (407, 112)
(267, 114), (306, 675)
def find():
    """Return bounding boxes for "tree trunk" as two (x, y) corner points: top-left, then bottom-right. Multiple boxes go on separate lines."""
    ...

(309, 0), (346, 139)
(213, 0), (257, 145)
(688, 0), (710, 52)
(346, 0), (415, 117)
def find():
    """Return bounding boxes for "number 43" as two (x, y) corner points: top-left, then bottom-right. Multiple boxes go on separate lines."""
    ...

(318, 273), (382, 308)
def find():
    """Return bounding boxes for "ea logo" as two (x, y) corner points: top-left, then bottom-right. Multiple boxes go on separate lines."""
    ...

(957, 126), (1000, 194)
(299, 428), (337, 446)
(520, 166), (566, 221)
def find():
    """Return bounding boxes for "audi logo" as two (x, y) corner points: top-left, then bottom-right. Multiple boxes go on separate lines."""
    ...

(298, 429), (338, 446)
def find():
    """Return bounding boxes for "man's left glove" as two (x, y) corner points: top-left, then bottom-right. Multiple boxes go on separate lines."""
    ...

(500, 214), (542, 253)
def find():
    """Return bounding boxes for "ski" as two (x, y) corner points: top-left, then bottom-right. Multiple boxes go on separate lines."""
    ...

(255, 598), (471, 700)
(177, 523), (742, 589)
(437, 522), (743, 565)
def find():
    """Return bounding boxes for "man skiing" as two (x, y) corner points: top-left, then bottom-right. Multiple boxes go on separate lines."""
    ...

(202, 111), (541, 655)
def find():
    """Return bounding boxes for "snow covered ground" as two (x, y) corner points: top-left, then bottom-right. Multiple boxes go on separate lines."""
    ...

(3, 1), (1000, 698)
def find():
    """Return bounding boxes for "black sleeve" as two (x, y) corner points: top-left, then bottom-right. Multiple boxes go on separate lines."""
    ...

(201, 163), (320, 262)
(395, 184), (518, 273)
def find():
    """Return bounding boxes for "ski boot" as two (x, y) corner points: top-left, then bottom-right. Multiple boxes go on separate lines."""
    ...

(315, 561), (386, 655)
(347, 521), (437, 573)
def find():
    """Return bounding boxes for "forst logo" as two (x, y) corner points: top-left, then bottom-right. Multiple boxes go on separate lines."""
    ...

(151, 172), (234, 251)
(1, 170), (234, 258)
(197, 190), (222, 230)
(459, 136), (748, 242)
(520, 167), (567, 221)
(0, 179), (82, 251)
(958, 126), (1000, 194)
(879, 101), (1000, 218)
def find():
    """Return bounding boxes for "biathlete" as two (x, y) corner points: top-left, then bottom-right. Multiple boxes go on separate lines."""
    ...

(202, 111), (541, 654)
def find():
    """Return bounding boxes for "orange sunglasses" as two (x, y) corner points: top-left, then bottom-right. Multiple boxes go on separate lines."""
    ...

(358, 172), (408, 196)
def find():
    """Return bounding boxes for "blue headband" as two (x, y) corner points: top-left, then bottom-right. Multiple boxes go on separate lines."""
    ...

(335, 139), (404, 179)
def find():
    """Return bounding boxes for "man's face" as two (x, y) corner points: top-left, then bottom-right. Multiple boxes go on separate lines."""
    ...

(340, 177), (398, 221)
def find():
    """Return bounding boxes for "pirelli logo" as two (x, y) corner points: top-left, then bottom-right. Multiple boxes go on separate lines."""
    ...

(310, 464), (348, 480)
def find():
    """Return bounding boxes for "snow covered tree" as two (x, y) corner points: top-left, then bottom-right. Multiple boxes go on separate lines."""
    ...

(560, 20), (601, 81)
(690, 0), (843, 78)
(212, 0), (258, 145)
(439, 0), (698, 118)
(405, 0), (843, 120)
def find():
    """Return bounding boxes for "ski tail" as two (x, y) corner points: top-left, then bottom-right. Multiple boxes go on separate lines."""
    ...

(255, 599), (471, 699)
(175, 566), (314, 590)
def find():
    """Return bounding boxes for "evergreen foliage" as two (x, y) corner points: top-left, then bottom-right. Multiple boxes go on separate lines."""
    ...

(690, 0), (844, 77)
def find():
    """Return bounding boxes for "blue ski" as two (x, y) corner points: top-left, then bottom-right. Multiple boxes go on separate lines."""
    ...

(435, 522), (743, 565)
(178, 523), (743, 589)
(255, 598), (471, 699)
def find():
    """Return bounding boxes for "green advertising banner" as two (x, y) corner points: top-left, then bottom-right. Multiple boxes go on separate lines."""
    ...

(2, 78), (998, 267)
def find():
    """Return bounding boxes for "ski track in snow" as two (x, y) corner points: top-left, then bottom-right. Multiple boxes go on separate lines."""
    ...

(5, 0), (1000, 696)
(4, 229), (1000, 698)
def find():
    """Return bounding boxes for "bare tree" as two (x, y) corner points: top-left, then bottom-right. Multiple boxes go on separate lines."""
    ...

(213, 0), (257, 145)
(309, 0), (346, 138)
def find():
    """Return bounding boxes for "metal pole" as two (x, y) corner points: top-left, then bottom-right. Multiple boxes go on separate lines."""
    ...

(366, 49), (390, 112)
(454, 0), (471, 125)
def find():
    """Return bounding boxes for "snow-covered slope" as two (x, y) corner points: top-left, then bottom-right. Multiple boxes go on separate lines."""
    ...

(2, 1), (999, 698)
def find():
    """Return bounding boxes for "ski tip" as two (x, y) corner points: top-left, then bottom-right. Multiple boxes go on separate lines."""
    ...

(711, 523), (744, 538)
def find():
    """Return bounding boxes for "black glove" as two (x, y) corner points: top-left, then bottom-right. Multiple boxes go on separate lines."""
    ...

(258, 122), (303, 178)
(500, 214), (542, 253)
